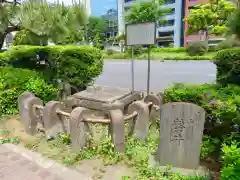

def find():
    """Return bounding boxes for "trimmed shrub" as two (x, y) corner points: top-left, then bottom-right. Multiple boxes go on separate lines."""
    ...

(214, 48), (240, 86)
(0, 67), (56, 115)
(220, 142), (240, 180)
(187, 41), (208, 56)
(164, 83), (240, 138)
(0, 45), (103, 90)
(151, 47), (186, 53)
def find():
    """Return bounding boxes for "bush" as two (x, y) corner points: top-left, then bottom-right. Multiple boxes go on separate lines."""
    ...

(164, 83), (240, 139)
(216, 37), (240, 50)
(151, 47), (186, 53)
(106, 49), (115, 56)
(0, 67), (56, 115)
(0, 45), (103, 90)
(125, 45), (144, 56)
(163, 56), (212, 60)
(220, 142), (240, 180)
(214, 48), (240, 86)
(187, 41), (208, 56)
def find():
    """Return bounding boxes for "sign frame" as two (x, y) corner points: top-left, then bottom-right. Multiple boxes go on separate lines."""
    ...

(125, 21), (157, 46)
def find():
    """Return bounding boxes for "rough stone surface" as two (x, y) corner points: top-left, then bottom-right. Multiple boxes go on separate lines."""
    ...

(144, 93), (161, 125)
(70, 107), (91, 151)
(128, 101), (150, 141)
(18, 91), (35, 123)
(0, 143), (91, 180)
(43, 101), (66, 138)
(156, 102), (205, 169)
(72, 85), (143, 111)
(109, 109), (125, 152)
(21, 96), (43, 135)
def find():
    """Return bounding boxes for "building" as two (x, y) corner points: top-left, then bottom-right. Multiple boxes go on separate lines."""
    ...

(184, 0), (237, 47)
(102, 9), (118, 38)
(117, 0), (185, 47)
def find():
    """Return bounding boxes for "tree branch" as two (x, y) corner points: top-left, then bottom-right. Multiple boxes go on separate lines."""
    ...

(5, 24), (20, 34)
(1, 0), (20, 5)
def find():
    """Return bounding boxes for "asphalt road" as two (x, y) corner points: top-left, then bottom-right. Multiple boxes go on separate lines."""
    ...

(96, 60), (216, 92)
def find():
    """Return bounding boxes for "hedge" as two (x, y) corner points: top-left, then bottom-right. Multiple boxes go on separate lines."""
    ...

(214, 48), (240, 86)
(151, 47), (186, 53)
(164, 83), (240, 139)
(0, 45), (103, 90)
(0, 67), (56, 115)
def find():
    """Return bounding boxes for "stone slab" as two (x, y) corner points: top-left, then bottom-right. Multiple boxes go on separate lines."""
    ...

(73, 85), (133, 103)
(0, 143), (92, 180)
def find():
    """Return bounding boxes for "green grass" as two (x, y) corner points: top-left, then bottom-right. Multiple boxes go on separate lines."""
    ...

(0, 118), (211, 180)
(104, 52), (216, 60)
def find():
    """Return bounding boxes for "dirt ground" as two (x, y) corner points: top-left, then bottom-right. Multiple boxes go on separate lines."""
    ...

(0, 116), (136, 180)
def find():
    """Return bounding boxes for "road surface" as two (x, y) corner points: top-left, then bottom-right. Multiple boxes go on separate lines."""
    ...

(96, 60), (216, 92)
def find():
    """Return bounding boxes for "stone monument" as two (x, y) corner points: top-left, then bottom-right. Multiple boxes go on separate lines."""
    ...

(154, 102), (208, 176)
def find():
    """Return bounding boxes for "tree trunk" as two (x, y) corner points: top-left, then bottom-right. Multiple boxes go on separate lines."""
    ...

(0, 33), (6, 50)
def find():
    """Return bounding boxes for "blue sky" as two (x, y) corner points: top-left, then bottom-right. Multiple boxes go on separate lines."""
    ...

(91, 0), (116, 16)
(48, 0), (116, 16)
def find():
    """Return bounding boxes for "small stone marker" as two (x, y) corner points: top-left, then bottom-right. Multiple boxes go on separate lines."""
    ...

(156, 102), (205, 171)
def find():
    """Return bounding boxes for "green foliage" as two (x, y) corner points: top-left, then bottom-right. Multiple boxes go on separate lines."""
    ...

(163, 56), (212, 60)
(216, 36), (240, 50)
(125, 0), (170, 24)
(1, 45), (103, 90)
(151, 47), (186, 53)
(200, 136), (219, 159)
(184, 0), (236, 36)
(164, 83), (240, 139)
(125, 46), (144, 56)
(51, 127), (208, 180)
(52, 29), (84, 45)
(21, 0), (87, 39)
(187, 41), (208, 56)
(13, 29), (47, 46)
(86, 16), (107, 44)
(220, 142), (240, 180)
(214, 48), (240, 86)
(0, 0), (88, 49)
(0, 67), (56, 115)
(227, 8), (240, 39)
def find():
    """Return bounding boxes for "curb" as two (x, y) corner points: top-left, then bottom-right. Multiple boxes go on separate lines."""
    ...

(2, 143), (92, 180)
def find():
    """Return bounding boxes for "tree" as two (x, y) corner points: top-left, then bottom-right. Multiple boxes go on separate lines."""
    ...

(184, 0), (236, 38)
(124, 0), (169, 24)
(0, 0), (88, 49)
(86, 16), (107, 44)
(13, 29), (47, 45)
(227, 0), (240, 40)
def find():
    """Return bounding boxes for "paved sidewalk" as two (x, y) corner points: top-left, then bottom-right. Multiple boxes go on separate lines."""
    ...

(0, 143), (92, 180)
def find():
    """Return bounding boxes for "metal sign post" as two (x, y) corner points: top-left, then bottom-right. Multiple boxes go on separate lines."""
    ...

(131, 46), (135, 92)
(125, 22), (156, 95)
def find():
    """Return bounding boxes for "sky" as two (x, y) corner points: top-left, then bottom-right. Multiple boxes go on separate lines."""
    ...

(91, 0), (116, 16)
(48, 0), (117, 16)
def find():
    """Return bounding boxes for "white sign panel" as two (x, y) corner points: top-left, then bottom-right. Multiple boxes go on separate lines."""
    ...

(126, 22), (156, 45)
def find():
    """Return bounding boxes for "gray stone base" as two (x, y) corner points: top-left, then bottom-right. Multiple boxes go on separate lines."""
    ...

(148, 153), (210, 177)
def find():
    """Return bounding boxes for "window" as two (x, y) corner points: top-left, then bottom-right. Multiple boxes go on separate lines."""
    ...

(159, 20), (174, 27)
(158, 31), (174, 37)
(166, 8), (175, 15)
(164, 0), (175, 4)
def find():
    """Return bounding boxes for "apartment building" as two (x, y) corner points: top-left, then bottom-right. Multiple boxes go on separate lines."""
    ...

(102, 9), (118, 38)
(117, 0), (185, 47)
